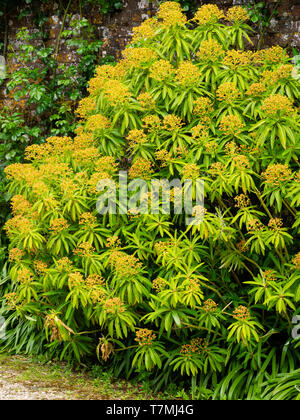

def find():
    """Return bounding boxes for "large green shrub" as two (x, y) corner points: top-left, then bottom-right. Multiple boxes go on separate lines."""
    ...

(1, 2), (300, 399)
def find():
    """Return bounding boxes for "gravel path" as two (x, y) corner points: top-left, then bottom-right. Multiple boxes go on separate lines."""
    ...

(0, 358), (74, 400)
(0, 355), (156, 400)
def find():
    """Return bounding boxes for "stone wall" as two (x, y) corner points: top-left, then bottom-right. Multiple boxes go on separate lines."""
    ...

(2, 0), (300, 68)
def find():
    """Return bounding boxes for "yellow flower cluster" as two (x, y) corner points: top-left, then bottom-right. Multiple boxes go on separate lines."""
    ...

(261, 94), (294, 116)
(262, 46), (288, 64)
(226, 6), (249, 22)
(5, 163), (39, 185)
(202, 298), (217, 312)
(182, 163), (200, 180)
(175, 61), (201, 86)
(191, 124), (209, 140)
(131, 17), (156, 43)
(268, 218), (283, 230)
(232, 154), (250, 170)
(163, 114), (183, 131)
(17, 267), (34, 284)
(292, 252), (300, 269)
(233, 305), (250, 321)
(127, 129), (148, 149)
(193, 97), (214, 116)
(180, 338), (205, 356)
(76, 96), (97, 119)
(137, 92), (156, 110)
(263, 269), (277, 282)
(9, 248), (25, 262)
(73, 242), (95, 257)
(219, 115), (245, 136)
(122, 47), (158, 68)
(247, 219), (264, 232)
(261, 164), (292, 185)
(149, 59), (175, 82)
(106, 236), (122, 249)
(234, 194), (251, 208)
(246, 82), (266, 96)
(94, 156), (118, 175)
(129, 158), (153, 180)
(85, 273), (105, 288)
(156, 1), (187, 28)
(72, 146), (101, 167)
(104, 297), (125, 314)
(143, 115), (161, 131)
(155, 149), (172, 167)
(68, 272), (84, 289)
(4, 292), (20, 310)
(86, 114), (110, 132)
(57, 257), (73, 272)
(209, 161), (225, 177)
(152, 277), (167, 292)
(103, 79), (131, 106)
(110, 251), (142, 278)
(4, 215), (33, 236)
(88, 64), (126, 94)
(197, 39), (225, 62)
(135, 329), (156, 346)
(11, 194), (31, 216)
(223, 50), (250, 69)
(193, 4), (224, 25)
(216, 82), (240, 103)
(34, 260), (48, 275)
(79, 212), (97, 229)
(50, 218), (69, 233)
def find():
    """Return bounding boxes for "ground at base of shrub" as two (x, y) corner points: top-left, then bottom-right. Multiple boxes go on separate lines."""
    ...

(0, 353), (162, 400)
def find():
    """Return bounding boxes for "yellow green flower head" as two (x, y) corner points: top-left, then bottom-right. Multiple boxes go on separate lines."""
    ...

(68, 272), (84, 289)
(149, 59), (175, 82)
(262, 46), (288, 64)
(233, 305), (250, 321)
(76, 96), (97, 119)
(157, 1), (187, 28)
(9, 248), (25, 262)
(226, 6), (249, 22)
(127, 129), (147, 148)
(131, 18), (157, 43)
(217, 82), (240, 103)
(137, 92), (156, 110)
(104, 297), (125, 314)
(182, 163), (200, 180)
(268, 218), (283, 230)
(193, 4), (224, 25)
(197, 39), (225, 62)
(86, 114), (110, 131)
(262, 94), (294, 117)
(261, 164), (292, 186)
(135, 329), (156, 346)
(223, 50), (250, 69)
(163, 114), (184, 131)
(122, 47), (158, 68)
(193, 97), (214, 116)
(219, 115), (245, 136)
(17, 268), (34, 285)
(129, 158), (153, 180)
(103, 80), (131, 106)
(246, 82), (266, 96)
(50, 218), (69, 233)
(175, 61), (201, 86)
(292, 252), (300, 269)
(11, 194), (31, 216)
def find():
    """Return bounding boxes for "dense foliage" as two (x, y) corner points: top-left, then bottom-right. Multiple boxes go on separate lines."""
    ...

(0, 15), (113, 268)
(1, 2), (300, 399)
